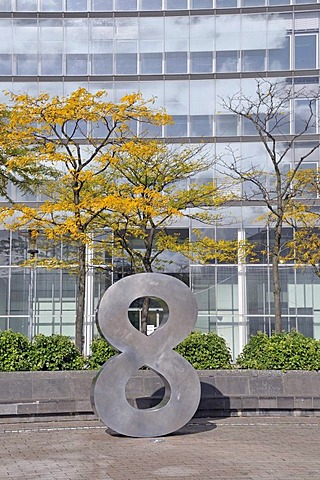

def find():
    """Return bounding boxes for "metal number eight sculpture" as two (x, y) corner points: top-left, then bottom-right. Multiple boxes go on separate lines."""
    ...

(91, 273), (201, 438)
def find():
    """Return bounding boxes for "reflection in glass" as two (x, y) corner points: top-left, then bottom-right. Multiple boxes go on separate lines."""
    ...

(166, 115), (188, 137)
(216, 51), (238, 73)
(66, 54), (88, 75)
(40, 0), (62, 9)
(140, 53), (162, 74)
(115, 0), (137, 9)
(190, 115), (212, 136)
(0, 0), (11, 10)
(115, 53), (137, 74)
(92, 54), (113, 75)
(242, 50), (266, 72)
(268, 37), (290, 70)
(141, 0), (162, 8)
(92, 0), (113, 8)
(192, 0), (212, 6)
(16, 54), (38, 75)
(167, 0), (188, 8)
(191, 52), (213, 73)
(0, 55), (12, 75)
(166, 52), (187, 73)
(242, 0), (265, 5)
(17, 0), (37, 10)
(216, 115), (238, 136)
(41, 54), (63, 75)
(295, 99), (316, 134)
(216, 0), (237, 7)
(295, 35), (316, 70)
(66, 0), (87, 10)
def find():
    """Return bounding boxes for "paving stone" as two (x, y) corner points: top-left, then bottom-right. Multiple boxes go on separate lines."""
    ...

(0, 417), (319, 480)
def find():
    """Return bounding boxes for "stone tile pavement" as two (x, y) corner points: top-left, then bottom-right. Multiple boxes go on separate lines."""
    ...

(0, 416), (319, 480)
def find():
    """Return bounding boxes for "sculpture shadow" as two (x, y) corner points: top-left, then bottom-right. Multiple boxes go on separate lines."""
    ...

(128, 380), (230, 436)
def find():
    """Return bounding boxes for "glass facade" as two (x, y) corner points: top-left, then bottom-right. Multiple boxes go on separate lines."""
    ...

(1, 2), (320, 357)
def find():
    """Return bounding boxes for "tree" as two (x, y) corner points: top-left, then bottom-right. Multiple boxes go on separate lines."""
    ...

(99, 139), (234, 334)
(0, 88), (171, 352)
(217, 79), (320, 333)
(0, 105), (53, 200)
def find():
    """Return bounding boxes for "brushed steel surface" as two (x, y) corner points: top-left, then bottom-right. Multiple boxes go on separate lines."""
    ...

(91, 273), (201, 438)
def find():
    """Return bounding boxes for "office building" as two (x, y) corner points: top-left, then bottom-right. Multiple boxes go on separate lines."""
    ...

(0, 0), (320, 357)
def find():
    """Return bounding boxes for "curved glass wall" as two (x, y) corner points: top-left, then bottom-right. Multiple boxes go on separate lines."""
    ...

(1, 3), (320, 357)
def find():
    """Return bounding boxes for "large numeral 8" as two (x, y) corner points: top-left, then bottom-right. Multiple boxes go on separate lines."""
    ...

(91, 273), (201, 438)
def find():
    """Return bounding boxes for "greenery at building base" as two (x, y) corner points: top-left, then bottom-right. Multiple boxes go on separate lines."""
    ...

(174, 331), (233, 370)
(236, 330), (320, 371)
(0, 330), (31, 371)
(1, 329), (320, 372)
(30, 334), (85, 371)
(87, 336), (117, 369)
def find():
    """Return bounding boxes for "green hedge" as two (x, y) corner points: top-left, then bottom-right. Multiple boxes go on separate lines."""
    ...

(30, 334), (85, 371)
(87, 331), (233, 370)
(87, 336), (117, 369)
(2, 329), (320, 372)
(0, 330), (31, 371)
(175, 331), (233, 369)
(0, 330), (85, 371)
(236, 331), (320, 371)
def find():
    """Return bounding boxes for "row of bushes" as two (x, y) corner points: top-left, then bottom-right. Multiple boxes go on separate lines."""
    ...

(1, 329), (320, 372)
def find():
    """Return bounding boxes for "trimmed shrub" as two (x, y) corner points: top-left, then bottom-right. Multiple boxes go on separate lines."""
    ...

(236, 330), (320, 371)
(0, 330), (32, 371)
(30, 334), (85, 371)
(87, 336), (117, 369)
(175, 331), (233, 369)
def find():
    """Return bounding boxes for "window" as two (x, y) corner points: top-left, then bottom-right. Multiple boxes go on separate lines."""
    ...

(66, 0), (87, 10)
(216, 0), (237, 7)
(92, 0), (113, 8)
(191, 52), (212, 73)
(16, 0), (37, 10)
(65, 120), (87, 139)
(295, 35), (317, 70)
(140, 53), (162, 74)
(190, 116), (212, 136)
(268, 37), (290, 71)
(166, 0), (188, 8)
(166, 115), (188, 137)
(92, 54), (113, 75)
(41, 0), (63, 9)
(16, 55), (38, 75)
(295, 99), (316, 134)
(141, 0), (162, 8)
(66, 54), (88, 75)
(40, 54), (62, 75)
(242, 116), (262, 135)
(166, 52), (187, 73)
(268, 113), (290, 135)
(115, 0), (137, 9)
(0, 0), (11, 10)
(242, 50), (266, 71)
(191, 0), (212, 6)
(242, 0), (265, 5)
(215, 115), (237, 136)
(216, 51), (238, 72)
(0, 55), (12, 75)
(115, 53), (137, 74)
(139, 123), (162, 137)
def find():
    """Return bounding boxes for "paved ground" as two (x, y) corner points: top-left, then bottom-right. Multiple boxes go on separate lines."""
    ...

(0, 417), (319, 480)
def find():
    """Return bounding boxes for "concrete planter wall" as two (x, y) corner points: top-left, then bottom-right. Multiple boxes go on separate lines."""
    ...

(0, 370), (319, 423)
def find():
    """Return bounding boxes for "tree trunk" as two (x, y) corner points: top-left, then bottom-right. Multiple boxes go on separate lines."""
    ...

(75, 242), (86, 353)
(272, 223), (282, 334)
(140, 251), (153, 335)
(140, 296), (150, 336)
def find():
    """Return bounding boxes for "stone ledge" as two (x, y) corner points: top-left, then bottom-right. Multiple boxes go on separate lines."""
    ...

(0, 370), (319, 422)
